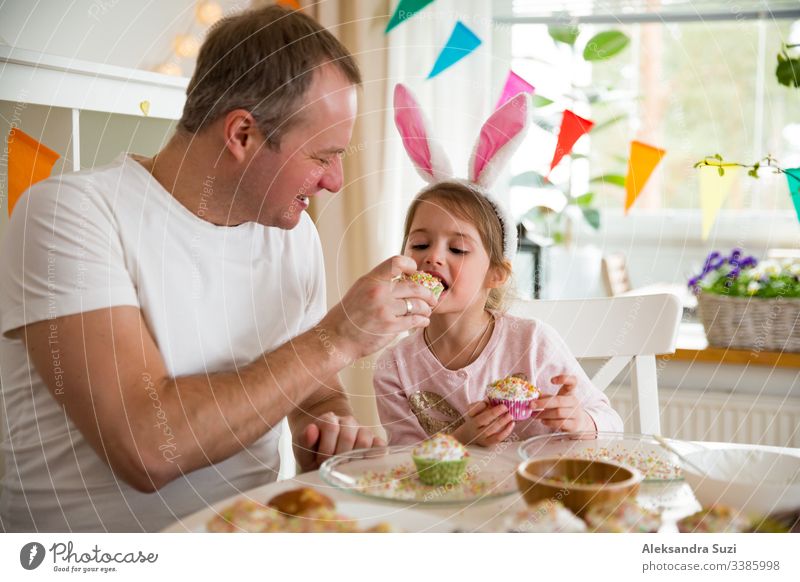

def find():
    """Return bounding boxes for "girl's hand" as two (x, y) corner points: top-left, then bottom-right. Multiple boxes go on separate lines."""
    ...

(453, 401), (515, 446)
(533, 375), (597, 433)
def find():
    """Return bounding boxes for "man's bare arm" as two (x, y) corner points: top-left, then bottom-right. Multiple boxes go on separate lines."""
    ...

(21, 306), (347, 492)
(20, 256), (432, 492)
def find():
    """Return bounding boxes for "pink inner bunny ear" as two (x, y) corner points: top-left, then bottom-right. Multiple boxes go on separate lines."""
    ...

(394, 84), (436, 181)
(470, 92), (530, 184)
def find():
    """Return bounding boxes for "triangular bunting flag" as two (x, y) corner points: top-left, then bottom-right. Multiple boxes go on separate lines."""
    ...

(427, 21), (481, 79)
(624, 140), (665, 214)
(385, 0), (436, 34)
(699, 165), (738, 239)
(276, 0), (302, 10)
(7, 129), (60, 216)
(495, 70), (534, 110)
(786, 168), (800, 225)
(549, 110), (594, 173)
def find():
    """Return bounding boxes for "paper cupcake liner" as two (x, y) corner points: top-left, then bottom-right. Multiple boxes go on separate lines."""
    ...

(488, 398), (536, 421)
(412, 456), (468, 486)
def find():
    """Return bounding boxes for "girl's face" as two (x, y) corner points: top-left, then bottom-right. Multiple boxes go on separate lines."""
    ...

(404, 200), (502, 314)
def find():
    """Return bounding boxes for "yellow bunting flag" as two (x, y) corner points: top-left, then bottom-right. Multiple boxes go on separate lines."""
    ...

(624, 141), (666, 214)
(7, 129), (60, 216)
(699, 164), (738, 240)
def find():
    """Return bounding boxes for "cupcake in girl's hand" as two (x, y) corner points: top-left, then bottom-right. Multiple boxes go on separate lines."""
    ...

(402, 271), (445, 300)
(412, 433), (468, 486)
(485, 375), (541, 421)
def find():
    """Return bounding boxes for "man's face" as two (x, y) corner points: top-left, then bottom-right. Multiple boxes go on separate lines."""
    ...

(239, 64), (358, 229)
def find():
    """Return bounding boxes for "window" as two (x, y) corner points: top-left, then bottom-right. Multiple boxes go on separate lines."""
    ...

(495, 1), (800, 217)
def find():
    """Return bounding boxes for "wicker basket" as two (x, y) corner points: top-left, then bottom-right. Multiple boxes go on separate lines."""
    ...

(697, 292), (800, 352)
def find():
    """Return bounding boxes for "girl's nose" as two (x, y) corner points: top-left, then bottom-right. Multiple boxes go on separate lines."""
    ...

(423, 247), (444, 266)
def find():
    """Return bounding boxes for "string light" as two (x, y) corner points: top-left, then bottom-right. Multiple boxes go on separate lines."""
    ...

(195, 1), (223, 26)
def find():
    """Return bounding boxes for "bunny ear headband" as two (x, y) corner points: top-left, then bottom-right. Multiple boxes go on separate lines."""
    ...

(393, 83), (531, 262)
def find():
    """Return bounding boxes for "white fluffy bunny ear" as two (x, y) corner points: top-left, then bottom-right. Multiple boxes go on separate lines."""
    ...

(468, 92), (531, 188)
(393, 84), (453, 183)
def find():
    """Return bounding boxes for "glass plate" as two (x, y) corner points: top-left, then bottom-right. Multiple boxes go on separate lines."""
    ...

(319, 444), (519, 506)
(518, 432), (685, 482)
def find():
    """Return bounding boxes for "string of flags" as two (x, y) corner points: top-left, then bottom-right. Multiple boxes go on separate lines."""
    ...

(6, 129), (59, 217)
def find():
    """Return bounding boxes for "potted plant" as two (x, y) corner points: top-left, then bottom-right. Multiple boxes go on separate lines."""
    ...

(511, 24), (631, 299)
(688, 249), (800, 351)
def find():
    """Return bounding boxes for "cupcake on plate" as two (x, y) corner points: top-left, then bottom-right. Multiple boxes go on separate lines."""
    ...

(584, 499), (661, 533)
(402, 271), (445, 299)
(412, 433), (468, 486)
(485, 375), (541, 420)
(677, 505), (750, 533)
(504, 500), (587, 533)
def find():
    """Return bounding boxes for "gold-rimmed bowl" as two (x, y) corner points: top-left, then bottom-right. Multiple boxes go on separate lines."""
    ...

(516, 456), (642, 517)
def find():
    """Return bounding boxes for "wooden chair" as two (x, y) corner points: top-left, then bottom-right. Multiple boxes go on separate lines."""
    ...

(509, 294), (683, 434)
(601, 253), (632, 296)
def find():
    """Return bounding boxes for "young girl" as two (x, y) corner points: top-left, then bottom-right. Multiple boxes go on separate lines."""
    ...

(373, 85), (623, 446)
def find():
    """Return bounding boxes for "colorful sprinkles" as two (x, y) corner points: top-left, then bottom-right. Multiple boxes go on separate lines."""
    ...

(486, 376), (540, 401)
(403, 272), (445, 298)
(353, 462), (510, 502)
(573, 446), (682, 481)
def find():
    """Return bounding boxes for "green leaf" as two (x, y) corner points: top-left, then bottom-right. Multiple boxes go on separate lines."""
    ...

(575, 192), (595, 208)
(510, 171), (549, 188)
(582, 30), (630, 61)
(718, 166), (725, 177)
(532, 95), (554, 108)
(776, 56), (800, 88)
(592, 113), (628, 133)
(590, 174), (626, 188)
(582, 208), (601, 229)
(548, 24), (579, 46)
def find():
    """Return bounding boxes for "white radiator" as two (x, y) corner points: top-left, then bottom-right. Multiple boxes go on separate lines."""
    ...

(609, 387), (800, 448)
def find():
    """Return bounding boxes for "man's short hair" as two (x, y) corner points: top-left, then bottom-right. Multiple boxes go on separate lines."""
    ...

(179, 5), (362, 148)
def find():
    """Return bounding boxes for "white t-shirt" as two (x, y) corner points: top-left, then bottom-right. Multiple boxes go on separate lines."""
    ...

(0, 154), (326, 532)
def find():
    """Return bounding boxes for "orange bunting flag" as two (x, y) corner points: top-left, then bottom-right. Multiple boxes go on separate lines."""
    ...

(624, 140), (665, 214)
(549, 110), (594, 173)
(7, 129), (60, 217)
(276, 0), (301, 10)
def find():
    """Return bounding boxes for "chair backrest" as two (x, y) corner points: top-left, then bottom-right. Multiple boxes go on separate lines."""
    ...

(601, 253), (632, 296)
(509, 294), (682, 434)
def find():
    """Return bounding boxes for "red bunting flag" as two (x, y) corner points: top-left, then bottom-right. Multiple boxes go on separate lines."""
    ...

(549, 110), (594, 173)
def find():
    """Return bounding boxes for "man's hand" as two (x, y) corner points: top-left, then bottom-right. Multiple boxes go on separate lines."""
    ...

(317, 256), (437, 363)
(293, 412), (386, 472)
(533, 375), (597, 433)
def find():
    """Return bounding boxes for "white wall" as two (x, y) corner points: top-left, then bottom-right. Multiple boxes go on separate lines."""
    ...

(0, 0), (243, 73)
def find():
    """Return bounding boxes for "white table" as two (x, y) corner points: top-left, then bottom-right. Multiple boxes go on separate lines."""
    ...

(163, 440), (800, 533)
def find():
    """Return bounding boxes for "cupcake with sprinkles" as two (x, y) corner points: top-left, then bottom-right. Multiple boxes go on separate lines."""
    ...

(412, 433), (468, 486)
(402, 271), (445, 300)
(485, 375), (541, 420)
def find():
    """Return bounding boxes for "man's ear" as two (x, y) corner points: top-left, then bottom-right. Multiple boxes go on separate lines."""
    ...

(222, 109), (262, 162)
(485, 261), (511, 289)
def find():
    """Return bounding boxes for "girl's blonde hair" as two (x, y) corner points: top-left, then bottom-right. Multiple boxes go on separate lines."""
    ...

(401, 181), (515, 311)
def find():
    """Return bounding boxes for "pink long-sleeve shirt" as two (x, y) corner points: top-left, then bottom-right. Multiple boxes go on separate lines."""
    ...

(373, 312), (623, 445)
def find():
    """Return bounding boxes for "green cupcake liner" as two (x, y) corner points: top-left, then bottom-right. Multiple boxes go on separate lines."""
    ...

(412, 456), (468, 486)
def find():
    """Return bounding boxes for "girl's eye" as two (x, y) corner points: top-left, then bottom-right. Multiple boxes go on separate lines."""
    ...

(450, 247), (467, 255)
(410, 244), (429, 250)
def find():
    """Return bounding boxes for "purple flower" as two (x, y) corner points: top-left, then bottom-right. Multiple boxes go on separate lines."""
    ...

(727, 267), (741, 279)
(739, 256), (758, 269)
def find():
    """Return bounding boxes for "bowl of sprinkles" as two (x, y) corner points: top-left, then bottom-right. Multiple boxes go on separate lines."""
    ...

(517, 456), (642, 517)
(518, 432), (684, 482)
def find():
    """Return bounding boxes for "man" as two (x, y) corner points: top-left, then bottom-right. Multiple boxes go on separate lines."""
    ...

(0, 5), (434, 532)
